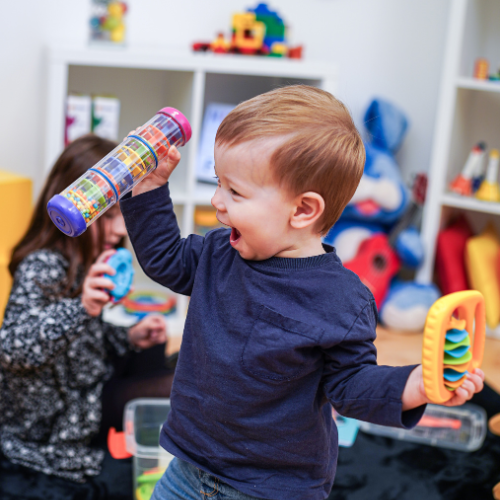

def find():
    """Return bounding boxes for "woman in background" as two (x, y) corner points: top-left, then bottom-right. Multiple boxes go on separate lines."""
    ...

(0, 135), (175, 499)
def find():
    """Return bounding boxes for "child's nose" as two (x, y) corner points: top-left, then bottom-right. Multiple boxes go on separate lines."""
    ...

(211, 188), (225, 212)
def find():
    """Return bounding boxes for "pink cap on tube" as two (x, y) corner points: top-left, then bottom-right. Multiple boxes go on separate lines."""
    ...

(159, 107), (192, 144)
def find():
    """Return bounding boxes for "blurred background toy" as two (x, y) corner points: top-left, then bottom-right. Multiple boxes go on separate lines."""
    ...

(325, 98), (437, 331)
(192, 3), (303, 59)
(465, 223), (500, 330)
(435, 215), (473, 295)
(449, 142), (487, 197)
(104, 248), (134, 301)
(474, 58), (489, 80)
(121, 291), (176, 320)
(194, 207), (223, 236)
(476, 149), (500, 202)
(90, 0), (128, 44)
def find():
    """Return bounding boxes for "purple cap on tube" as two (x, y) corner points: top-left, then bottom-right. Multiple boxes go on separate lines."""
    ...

(158, 107), (192, 144)
(47, 195), (88, 237)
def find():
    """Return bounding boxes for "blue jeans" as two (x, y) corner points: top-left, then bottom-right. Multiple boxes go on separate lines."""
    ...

(151, 457), (264, 500)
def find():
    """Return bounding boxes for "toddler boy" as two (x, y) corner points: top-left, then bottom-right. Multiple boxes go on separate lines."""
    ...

(121, 86), (483, 500)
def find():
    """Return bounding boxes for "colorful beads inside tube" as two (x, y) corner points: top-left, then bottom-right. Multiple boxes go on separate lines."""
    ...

(63, 171), (116, 224)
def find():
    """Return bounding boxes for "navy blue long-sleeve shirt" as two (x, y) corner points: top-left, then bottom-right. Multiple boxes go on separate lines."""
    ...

(121, 184), (425, 500)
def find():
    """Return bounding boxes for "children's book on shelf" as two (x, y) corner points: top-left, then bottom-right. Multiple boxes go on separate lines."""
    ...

(196, 103), (235, 184)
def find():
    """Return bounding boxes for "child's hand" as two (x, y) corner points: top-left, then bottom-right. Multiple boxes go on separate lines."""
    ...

(132, 145), (181, 197)
(128, 315), (167, 349)
(401, 365), (485, 411)
(81, 249), (116, 317)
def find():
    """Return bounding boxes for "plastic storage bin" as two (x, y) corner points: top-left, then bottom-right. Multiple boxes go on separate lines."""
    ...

(124, 398), (174, 500)
(359, 403), (487, 452)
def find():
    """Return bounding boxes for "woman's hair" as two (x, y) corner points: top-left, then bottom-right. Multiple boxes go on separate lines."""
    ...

(9, 135), (121, 297)
(216, 85), (366, 234)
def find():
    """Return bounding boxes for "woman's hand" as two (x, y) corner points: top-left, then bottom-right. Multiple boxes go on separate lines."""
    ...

(128, 315), (167, 349)
(401, 365), (485, 411)
(81, 249), (117, 317)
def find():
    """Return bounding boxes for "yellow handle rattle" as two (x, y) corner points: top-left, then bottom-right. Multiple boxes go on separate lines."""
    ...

(422, 290), (485, 404)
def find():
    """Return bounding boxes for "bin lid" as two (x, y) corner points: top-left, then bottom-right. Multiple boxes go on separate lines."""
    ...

(124, 398), (171, 458)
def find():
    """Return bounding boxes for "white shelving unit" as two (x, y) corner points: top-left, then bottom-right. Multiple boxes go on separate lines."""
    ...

(418, 0), (500, 337)
(45, 46), (337, 334)
(419, 0), (500, 281)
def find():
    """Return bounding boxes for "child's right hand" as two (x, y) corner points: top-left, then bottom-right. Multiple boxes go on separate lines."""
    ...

(132, 143), (181, 197)
(81, 249), (117, 317)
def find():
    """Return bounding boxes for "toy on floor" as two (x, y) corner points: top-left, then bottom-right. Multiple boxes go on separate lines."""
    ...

(449, 142), (487, 196)
(476, 149), (500, 202)
(104, 248), (134, 301)
(47, 108), (191, 237)
(435, 215), (472, 295)
(422, 290), (485, 404)
(136, 468), (166, 500)
(192, 3), (303, 58)
(332, 409), (360, 447)
(360, 403), (487, 452)
(465, 223), (500, 329)
(108, 427), (132, 459)
(121, 290), (177, 319)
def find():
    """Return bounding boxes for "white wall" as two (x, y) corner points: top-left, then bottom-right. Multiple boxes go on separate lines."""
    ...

(0, 0), (450, 195)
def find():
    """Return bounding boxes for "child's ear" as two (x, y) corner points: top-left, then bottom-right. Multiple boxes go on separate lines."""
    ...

(290, 192), (325, 230)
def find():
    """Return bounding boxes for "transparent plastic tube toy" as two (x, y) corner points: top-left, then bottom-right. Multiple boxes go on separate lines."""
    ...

(47, 107), (191, 237)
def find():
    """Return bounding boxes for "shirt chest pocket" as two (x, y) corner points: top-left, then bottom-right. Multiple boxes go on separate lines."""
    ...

(242, 305), (325, 382)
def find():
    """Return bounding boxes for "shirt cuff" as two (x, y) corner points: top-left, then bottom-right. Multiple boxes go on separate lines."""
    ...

(119, 183), (172, 219)
(390, 364), (426, 429)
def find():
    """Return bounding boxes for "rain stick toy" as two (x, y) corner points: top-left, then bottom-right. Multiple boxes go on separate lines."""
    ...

(422, 290), (485, 404)
(47, 108), (191, 237)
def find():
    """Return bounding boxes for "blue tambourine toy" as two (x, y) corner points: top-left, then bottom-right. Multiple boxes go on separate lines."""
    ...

(104, 248), (134, 301)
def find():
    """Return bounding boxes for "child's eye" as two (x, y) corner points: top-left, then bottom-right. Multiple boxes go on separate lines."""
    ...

(230, 188), (239, 196)
(213, 175), (220, 186)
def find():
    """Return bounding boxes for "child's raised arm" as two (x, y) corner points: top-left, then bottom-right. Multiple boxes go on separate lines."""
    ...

(120, 147), (205, 296)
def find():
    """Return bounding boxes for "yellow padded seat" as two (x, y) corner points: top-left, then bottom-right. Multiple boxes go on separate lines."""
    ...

(0, 170), (32, 322)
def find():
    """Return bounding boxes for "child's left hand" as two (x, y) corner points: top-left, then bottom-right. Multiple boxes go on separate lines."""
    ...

(402, 365), (485, 411)
(128, 315), (167, 349)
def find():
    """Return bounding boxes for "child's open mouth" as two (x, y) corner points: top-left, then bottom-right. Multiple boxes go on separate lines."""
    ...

(230, 227), (241, 245)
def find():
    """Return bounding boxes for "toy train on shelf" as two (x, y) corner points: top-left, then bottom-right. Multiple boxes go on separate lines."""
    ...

(192, 3), (303, 59)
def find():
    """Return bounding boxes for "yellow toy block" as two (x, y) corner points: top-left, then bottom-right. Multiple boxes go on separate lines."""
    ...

(465, 223), (500, 329)
(0, 170), (32, 322)
(422, 290), (485, 404)
(232, 13), (266, 52)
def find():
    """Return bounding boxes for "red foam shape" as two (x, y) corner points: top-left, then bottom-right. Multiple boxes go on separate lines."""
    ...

(344, 233), (400, 308)
(435, 215), (473, 295)
(107, 427), (132, 459)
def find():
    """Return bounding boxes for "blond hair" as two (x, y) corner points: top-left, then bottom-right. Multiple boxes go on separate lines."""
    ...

(216, 85), (365, 233)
